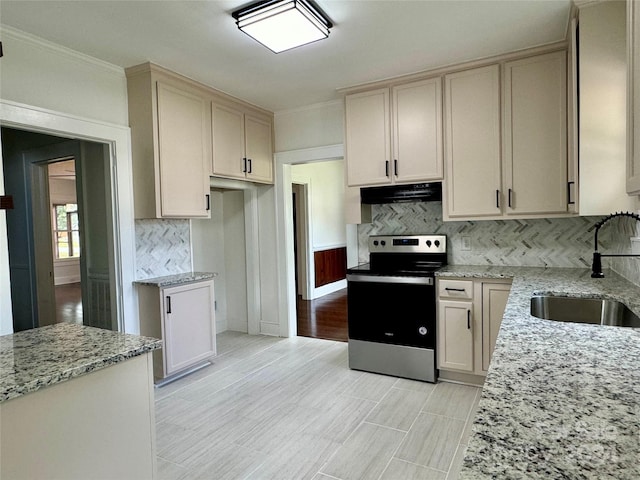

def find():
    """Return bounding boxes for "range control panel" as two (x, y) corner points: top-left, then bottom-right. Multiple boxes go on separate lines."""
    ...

(369, 235), (447, 254)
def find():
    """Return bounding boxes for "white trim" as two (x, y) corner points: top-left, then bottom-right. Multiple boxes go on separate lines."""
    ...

(274, 144), (344, 164)
(260, 322), (281, 337)
(274, 143), (345, 338)
(274, 99), (343, 116)
(313, 243), (347, 252)
(313, 279), (347, 299)
(0, 25), (125, 76)
(0, 99), (137, 334)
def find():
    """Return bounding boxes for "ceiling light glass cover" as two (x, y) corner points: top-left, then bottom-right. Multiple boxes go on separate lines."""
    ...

(233, 0), (333, 53)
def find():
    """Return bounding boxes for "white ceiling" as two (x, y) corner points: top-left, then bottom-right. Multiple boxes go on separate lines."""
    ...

(0, 0), (571, 112)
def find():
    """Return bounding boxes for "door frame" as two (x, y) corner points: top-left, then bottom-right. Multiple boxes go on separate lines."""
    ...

(291, 179), (313, 300)
(0, 99), (138, 334)
(274, 144), (344, 338)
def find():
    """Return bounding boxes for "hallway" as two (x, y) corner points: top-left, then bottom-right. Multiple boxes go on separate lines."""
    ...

(55, 283), (83, 325)
(296, 288), (348, 342)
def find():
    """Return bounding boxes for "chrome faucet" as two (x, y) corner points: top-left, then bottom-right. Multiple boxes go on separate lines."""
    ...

(591, 211), (640, 278)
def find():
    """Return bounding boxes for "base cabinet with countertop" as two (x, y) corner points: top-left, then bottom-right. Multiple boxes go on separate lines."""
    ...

(136, 274), (216, 382)
(437, 277), (511, 381)
(0, 324), (161, 480)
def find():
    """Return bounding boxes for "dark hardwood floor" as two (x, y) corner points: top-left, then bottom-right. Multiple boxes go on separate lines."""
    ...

(296, 288), (348, 342)
(55, 283), (83, 325)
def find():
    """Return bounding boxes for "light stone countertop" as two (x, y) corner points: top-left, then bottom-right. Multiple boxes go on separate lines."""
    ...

(437, 266), (640, 479)
(0, 323), (161, 404)
(134, 271), (218, 287)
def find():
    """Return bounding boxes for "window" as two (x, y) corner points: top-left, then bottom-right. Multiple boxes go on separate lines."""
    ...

(52, 203), (80, 259)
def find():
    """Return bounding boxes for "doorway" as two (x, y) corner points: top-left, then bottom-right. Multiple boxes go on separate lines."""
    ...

(2, 127), (117, 332)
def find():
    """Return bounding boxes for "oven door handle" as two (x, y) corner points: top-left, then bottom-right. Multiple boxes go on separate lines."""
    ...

(347, 274), (434, 286)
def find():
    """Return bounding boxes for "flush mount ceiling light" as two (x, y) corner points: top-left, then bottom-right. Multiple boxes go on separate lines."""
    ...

(232, 0), (332, 53)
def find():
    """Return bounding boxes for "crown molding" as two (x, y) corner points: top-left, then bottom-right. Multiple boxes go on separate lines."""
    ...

(0, 24), (124, 76)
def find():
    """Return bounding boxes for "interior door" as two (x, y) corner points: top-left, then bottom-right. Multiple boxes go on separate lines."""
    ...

(29, 162), (57, 327)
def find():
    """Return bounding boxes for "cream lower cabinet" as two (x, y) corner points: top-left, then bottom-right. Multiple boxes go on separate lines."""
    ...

(138, 280), (216, 381)
(437, 277), (511, 377)
(126, 64), (211, 219)
(345, 77), (443, 187)
(211, 102), (274, 184)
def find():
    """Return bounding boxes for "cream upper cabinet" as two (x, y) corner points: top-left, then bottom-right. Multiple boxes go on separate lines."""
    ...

(156, 82), (211, 217)
(444, 65), (502, 219)
(126, 64), (211, 219)
(345, 89), (391, 186)
(346, 78), (443, 187)
(504, 51), (568, 216)
(444, 53), (568, 221)
(244, 114), (274, 183)
(392, 78), (443, 182)
(628, 0), (640, 195)
(212, 102), (274, 184)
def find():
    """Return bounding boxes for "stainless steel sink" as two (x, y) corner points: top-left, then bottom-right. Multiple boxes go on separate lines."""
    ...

(530, 295), (640, 328)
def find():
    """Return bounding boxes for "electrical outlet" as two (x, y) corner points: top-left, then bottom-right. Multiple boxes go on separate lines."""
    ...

(461, 236), (471, 251)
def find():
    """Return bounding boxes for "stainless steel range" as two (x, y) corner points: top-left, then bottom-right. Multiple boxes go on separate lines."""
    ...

(346, 234), (447, 383)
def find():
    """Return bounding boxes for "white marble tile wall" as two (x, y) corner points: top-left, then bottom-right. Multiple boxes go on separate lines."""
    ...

(135, 219), (192, 279)
(609, 217), (640, 286)
(357, 201), (630, 272)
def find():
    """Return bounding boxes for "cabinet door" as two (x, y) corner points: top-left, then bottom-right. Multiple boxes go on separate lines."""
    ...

(162, 281), (216, 376)
(504, 52), (567, 215)
(212, 103), (247, 180)
(628, 0), (640, 194)
(481, 283), (510, 373)
(345, 89), (391, 186)
(393, 78), (443, 183)
(444, 65), (502, 218)
(156, 82), (209, 217)
(437, 300), (474, 372)
(245, 114), (274, 184)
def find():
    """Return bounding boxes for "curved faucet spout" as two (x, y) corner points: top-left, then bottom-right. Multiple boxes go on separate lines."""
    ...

(591, 211), (640, 278)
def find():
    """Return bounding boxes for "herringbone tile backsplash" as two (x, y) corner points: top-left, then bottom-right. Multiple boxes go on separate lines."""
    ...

(357, 202), (640, 286)
(135, 219), (192, 279)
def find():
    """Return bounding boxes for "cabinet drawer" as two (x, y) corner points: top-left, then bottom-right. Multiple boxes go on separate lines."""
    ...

(438, 279), (473, 299)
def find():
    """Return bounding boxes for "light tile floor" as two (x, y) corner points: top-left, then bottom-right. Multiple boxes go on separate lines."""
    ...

(155, 332), (481, 480)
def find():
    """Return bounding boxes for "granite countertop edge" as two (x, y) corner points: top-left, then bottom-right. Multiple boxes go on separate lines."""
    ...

(436, 265), (640, 479)
(134, 271), (218, 287)
(0, 324), (162, 404)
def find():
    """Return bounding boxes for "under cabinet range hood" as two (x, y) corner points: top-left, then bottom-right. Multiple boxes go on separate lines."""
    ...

(360, 182), (442, 204)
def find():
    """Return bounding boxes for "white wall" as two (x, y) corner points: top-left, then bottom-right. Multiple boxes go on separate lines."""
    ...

(0, 27), (134, 335)
(274, 100), (344, 152)
(0, 27), (129, 125)
(191, 190), (249, 334)
(191, 192), (228, 333)
(291, 160), (346, 249)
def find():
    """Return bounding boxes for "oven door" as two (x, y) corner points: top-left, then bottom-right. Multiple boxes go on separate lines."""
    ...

(347, 274), (436, 349)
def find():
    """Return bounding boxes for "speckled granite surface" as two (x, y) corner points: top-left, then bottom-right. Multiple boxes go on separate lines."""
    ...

(0, 323), (161, 404)
(437, 266), (640, 479)
(134, 271), (217, 287)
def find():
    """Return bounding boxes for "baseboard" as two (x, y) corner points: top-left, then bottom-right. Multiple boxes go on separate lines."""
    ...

(312, 279), (347, 299)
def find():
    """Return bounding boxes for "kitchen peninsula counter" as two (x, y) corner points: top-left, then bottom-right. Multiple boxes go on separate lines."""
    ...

(436, 266), (640, 479)
(0, 323), (162, 479)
